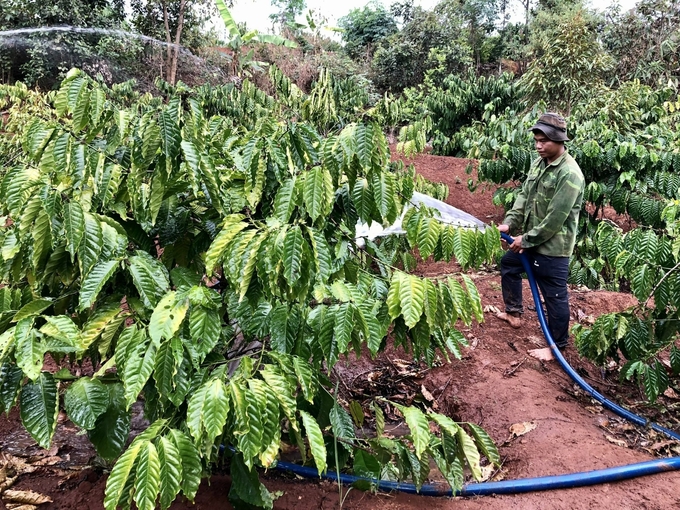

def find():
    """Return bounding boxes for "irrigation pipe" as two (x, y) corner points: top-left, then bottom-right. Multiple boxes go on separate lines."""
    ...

(269, 232), (680, 496)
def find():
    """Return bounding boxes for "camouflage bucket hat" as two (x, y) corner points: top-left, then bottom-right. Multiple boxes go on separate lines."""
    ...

(529, 112), (570, 142)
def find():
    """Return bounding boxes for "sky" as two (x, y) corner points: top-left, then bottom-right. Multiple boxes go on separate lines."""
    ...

(227, 0), (639, 36)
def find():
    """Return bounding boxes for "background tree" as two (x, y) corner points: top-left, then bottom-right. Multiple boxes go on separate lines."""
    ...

(519, 11), (614, 114)
(371, 4), (473, 93)
(0, 0), (127, 86)
(338, 2), (398, 62)
(602, 0), (680, 86)
(269, 0), (307, 32)
(129, 0), (216, 85)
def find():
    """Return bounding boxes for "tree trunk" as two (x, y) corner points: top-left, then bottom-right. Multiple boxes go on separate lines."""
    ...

(170, 0), (188, 86)
(162, 0), (172, 82)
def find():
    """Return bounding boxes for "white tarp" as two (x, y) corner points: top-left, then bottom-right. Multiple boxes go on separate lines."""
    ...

(355, 191), (486, 246)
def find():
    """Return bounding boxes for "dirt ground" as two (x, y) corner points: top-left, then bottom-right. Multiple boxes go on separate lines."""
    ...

(1, 153), (679, 510)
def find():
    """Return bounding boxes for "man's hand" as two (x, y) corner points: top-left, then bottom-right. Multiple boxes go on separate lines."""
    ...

(499, 225), (524, 253)
(509, 235), (524, 253)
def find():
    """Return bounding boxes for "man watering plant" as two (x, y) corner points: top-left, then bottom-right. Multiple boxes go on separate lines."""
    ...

(495, 113), (585, 358)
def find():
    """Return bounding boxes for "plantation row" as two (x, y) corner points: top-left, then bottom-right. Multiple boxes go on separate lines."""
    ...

(0, 69), (503, 509)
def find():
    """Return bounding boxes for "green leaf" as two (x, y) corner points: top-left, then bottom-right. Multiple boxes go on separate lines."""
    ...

(12, 299), (53, 323)
(303, 166), (332, 223)
(333, 303), (354, 357)
(467, 423), (501, 466)
(396, 404), (430, 459)
(353, 449), (381, 479)
(128, 251), (171, 309)
(32, 208), (52, 272)
(204, 215), (247, 273)
(399, 273), (425, 329)
(292, 356), (316, 403)
(134, 441), (161, 510)
(149, 292), (189, 345)
(352, 177), (374, 222)
(261, 365), (298, 432)
(0, 362), (23, 413)
(416, 218), (441, 260)
(269, 303), (296, 354)
(14, 318), (43, 381)
(104, 438), (144, 510)
(79, 213), (103, 278)
(329, 403), (355, 442)
(273, 177), (298, 223)
(116, 325), (156, 409)
(64, 377), (109, 430)
(300, 409), (327, 475)
(282, 226), (305, 286)
(157, 436), (182, 510)
(186, 377), (230, 445)
(457, 426), (482, 481)
(188, 305), (221, 366)
(20, 372), (59, 449)
(168, 429), (201, 501)
(153, 338), (182, 401)
(305, 227), (332, 283)
(462, 275), (484, 323)
(229, 452), (273, 509)
(230, 380), (264, 469)
(63, 201), (85, 262)
(248, 379), (281, 467)
(88, 383), (131, 460)
(79, 260), (119, 310)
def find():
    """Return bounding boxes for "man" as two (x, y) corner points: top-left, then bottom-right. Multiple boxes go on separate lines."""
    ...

(496, 112), (585, 356)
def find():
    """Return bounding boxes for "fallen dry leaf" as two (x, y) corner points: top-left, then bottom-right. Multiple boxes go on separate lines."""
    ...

(420, 385), (434, 402)
(0, 455), (37, 476)
(663, 388), (679, 399)
(605, 435), (628, 448)
(509, 421), (537, 437)
(483, 304), (501, 314)
(5, 504), (39, 510)
(479, 464), (496, 482)
(595, 416), (610, 428)
(584, 405), (604, 414)
(649, 440), (679, 451)
(2, 489), (52, 505)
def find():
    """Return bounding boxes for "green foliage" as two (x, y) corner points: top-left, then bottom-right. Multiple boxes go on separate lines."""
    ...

(602, 0), (680, 86)
(519, 11), (614, 114)
(338, 3), (398, 61)
(0, 69), (498, 508)
(0, 0), (127, 87)
(426, 72), (523, 156)
(371, 6), (473, 93)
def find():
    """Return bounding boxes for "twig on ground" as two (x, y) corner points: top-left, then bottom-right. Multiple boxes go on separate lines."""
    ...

(503, 356), (527, 377)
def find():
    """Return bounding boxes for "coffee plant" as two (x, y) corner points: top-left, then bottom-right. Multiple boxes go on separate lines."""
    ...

(0, 70), (502, 509)
(416, 75), (680, 404)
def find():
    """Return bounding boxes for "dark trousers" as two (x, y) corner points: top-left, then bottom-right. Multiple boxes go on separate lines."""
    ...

(500, 250), (571, 347)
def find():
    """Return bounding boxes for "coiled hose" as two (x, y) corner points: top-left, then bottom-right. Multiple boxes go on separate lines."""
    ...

(271, 233), (680, 496)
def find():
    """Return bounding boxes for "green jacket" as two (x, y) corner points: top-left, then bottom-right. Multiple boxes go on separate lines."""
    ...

(503, 151), (584, 257)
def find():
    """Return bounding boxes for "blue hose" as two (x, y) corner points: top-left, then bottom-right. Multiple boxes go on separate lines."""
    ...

(499, 232), (680, 441)
(270, 233), (680, 495)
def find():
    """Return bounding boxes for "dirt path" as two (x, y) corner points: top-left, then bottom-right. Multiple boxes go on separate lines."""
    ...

(1, 153), (679, 510)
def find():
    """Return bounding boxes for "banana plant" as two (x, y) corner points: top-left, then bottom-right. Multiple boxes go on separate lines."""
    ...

(214, 0), (298, 76)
